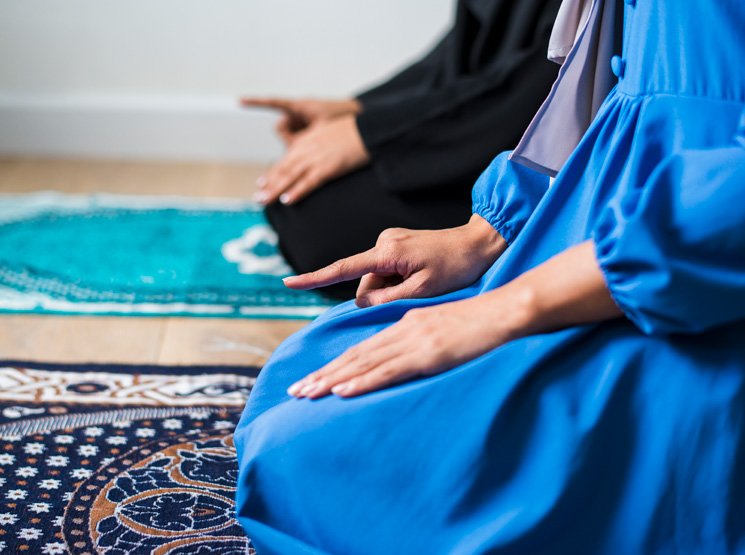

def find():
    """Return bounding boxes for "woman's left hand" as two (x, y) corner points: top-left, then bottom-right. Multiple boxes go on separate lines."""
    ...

(287, 290), (530, 399)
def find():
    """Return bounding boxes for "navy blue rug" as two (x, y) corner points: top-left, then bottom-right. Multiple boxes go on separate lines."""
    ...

(0, 361), (258, 554)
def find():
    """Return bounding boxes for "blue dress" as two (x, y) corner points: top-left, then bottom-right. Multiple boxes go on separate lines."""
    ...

(235, 1), (745, 553)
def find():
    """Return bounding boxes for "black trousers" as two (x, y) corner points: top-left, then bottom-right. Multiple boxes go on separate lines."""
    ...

(265, 166), (473, 300)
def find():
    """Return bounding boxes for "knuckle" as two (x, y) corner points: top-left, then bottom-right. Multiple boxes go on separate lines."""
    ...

(378, 366), (398, 380)
(404, 308), (425, 321)
(306, 372), (321, 382)
(292, 181), (309, 195)
(409, 278), (430, 298)
(374, 291), (392, 305)
(375, 245), (397, 265)
(424, 333), (444, 352)
(344, 346), (361, 362)
(305, 173), (322, 188)
(284, 165), (301, 179)
(377, 227), (405, 244)
(329, 259), (347, 278)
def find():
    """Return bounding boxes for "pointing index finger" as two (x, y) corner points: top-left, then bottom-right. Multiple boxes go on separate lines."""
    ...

(283, 250), (385, 290)
(239, 97), (293, 112)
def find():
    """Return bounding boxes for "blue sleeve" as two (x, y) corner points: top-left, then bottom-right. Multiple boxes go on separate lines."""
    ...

(471, 151), (551, 244)
(593, 145), (745, 335)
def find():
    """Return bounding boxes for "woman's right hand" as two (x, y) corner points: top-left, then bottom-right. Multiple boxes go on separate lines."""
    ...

(239, 97), (362, 145)
(284, 215), (507, 306)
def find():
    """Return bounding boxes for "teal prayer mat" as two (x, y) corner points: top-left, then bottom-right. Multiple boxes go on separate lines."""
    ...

(0, 192), (335, 319)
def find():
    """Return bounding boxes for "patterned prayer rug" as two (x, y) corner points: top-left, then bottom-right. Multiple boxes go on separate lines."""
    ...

(0, 360), (258, 554)
(0, 192), (335, 319)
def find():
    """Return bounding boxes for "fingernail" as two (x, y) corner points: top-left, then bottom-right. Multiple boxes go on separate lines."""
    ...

(307, 380), (327, 397)
(300, 383), (318, 397)
(256, 176), (267, 188)
(287, 383), (302, 396)
(279, 193), (291, 205)
(331, 383), (351, 396)
(253, 191), (268, 204)
(356, 297), (370, 308)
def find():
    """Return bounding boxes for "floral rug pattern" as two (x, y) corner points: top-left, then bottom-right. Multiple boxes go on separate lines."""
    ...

(0, 361), (258, 554)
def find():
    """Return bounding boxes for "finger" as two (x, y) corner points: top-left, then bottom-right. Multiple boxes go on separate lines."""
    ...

(355, 272), (405, 307)
(355, 273), (387, 306)
(270, 163), (312, 204)
(261, 154), (296, 187)
(288, 322), (408, 396)
(276, 171), (326, 205)
(357, 274), (427, 307)
(276, 114), (292, 134)
(331, 356), (423, 397)
(255, 159), (309, 205)
(304, 320), (406, 383)
(277, 111), (310, 134)
(276, 115), (297, 144)
(239, 97), (293, 111)
(283, 249), (387, 290)
(294, 339), (407, 399)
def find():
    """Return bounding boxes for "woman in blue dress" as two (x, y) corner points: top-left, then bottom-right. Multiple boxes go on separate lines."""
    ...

(235, 0), (745, 553)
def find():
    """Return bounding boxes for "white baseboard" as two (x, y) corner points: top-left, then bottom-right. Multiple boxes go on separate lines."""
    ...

(0, 94), (284, 163)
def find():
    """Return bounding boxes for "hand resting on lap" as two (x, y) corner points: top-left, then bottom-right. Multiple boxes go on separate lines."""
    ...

(285, 239), (622, 399)
(240, 97), (368, 205)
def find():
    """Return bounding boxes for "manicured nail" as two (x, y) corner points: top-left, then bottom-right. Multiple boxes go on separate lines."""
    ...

(279, 193), (291, 205)
(287, 383), (302, 396)
(253, 191), (268, 204)
(331, 383), (351, 396)
(256, 176), (267, 188)
(356, 297), (370, 308)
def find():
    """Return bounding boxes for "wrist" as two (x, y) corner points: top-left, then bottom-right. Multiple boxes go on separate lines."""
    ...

(465, 214), (507, 265)
(347, 99), (363, 114)
(345, 116), (371, 166)
(483, 283), (539, 342)
(338, 99), (362, 116)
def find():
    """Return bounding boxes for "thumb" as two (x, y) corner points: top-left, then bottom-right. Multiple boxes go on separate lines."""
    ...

(354, 273), (389, 307)
(357, 274), (427, 307)
(276, 114), (296, 144)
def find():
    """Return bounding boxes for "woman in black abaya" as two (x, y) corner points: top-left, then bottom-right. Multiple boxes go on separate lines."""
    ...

(242, 0), (562, 298)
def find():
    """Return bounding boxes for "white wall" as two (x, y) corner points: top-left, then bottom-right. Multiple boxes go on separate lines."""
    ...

(0, 0), (452, 162)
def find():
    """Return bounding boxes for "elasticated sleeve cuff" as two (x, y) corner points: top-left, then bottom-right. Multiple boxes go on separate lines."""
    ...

(471, 151), (550, 244)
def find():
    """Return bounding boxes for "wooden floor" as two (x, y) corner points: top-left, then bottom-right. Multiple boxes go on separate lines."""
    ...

(0, 157), (308, 367)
